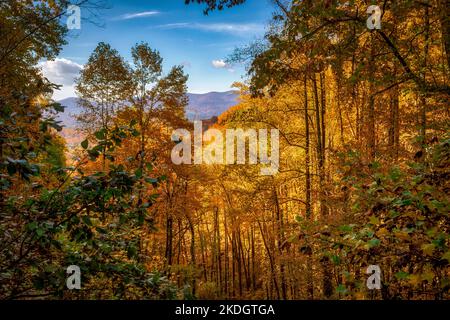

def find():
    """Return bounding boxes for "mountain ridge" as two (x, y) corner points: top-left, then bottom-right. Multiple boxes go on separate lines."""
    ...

(57, 90), (239, 128)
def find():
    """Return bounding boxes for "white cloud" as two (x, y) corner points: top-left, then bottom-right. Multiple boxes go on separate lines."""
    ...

(40, 58), (83, 86)
(212, 60), (227, 68)
(117, 11), (160, 20)
(180, 61), (192, 68)
(157, 22), (265, 36)
(160, 22), (190, 29)
(212, 60), (236, 73)
(196, 23), (264, 34)
(52, 85), (77, 101)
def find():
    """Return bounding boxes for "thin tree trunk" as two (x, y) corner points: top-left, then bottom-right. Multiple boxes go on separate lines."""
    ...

(438, 0), (450, 68)
(389, 83), (400, 161)
(304, 76), (314, 300)
(214, 207), (222, 295)
(273, 186), (287, 300)
(420, 3), (431, 151)
(224, 208), (229, 297)
(320, 72), (333, 298)
(186, 214), (196, 296)
(368, 32), (377, 160)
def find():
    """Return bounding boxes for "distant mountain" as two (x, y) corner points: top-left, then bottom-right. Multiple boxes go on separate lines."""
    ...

(56, 91), (239, 128)
(186, 91), (239, 121)
(56, 97), (82, 128)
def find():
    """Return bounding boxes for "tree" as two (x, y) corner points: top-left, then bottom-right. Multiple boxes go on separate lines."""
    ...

(184, 0), (246, 14)
(76, 42), (133, 134)
(75, 42), (133, 168)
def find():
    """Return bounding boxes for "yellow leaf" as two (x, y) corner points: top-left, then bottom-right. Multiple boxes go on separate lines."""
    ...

(370, 216), (380, 225)
(394, 231), (410, 240)
(377, 227), (389, 237)
(355, 292), (366, 300)
(408, 274), (422, 286)
(421, 243), (435, 256)
(421, 271), (434, 283)
(442, 251), (450, 263)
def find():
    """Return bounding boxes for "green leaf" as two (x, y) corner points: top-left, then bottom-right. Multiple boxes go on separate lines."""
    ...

(36, 227), (44, 237)
(33, 277), (45, 290)
(127, 245), (137, 259)
(138, 213), (145, 225)
(7, 163), (16, 176)
(331, 255), (341, 265)
(368, 238), (380, 248)
(95, 129), (106, 140)
(82, 216), (92, 226)
(81, 139), (89, 150)
(88, 149), (100, 160)
(135, 168), (143, 179)
(389, 210), (401, 218)
(400, 199), (412, 206)
(27, 221), (38, 231)
(389, 167), (402, 181)
(96, 227), (107, 234)
(339, 225), (354, 232)
(395, 271), (409, 280)
(369, 161), (381, 170)
(336, 284), (347, 294)
(432, 236), (446, 249)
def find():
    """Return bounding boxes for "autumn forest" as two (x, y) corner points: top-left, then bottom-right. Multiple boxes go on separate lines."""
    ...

(0, 0), (449, 301)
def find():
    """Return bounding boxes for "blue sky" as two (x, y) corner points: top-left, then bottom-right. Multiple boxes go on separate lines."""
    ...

(42, 0), (273, 100)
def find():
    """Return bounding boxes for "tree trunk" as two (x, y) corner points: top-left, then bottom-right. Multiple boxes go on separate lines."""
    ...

(368, 33), (377, 160)
(304, 76), (314, 300)
(438, 0), (450, 68)
(320, 72), (333, 298)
